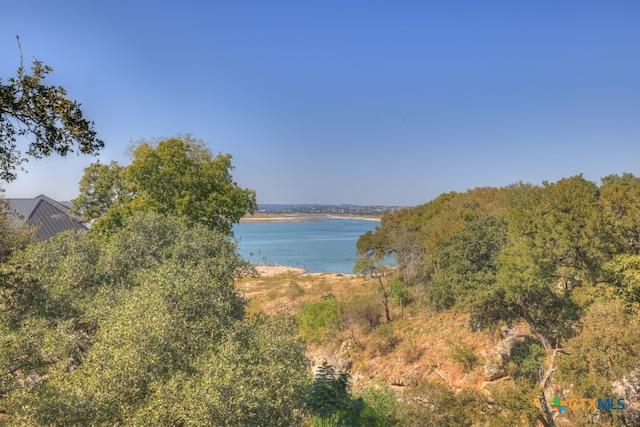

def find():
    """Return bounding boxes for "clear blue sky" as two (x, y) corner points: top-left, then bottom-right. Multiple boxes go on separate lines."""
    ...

(2, 1), (640, 206)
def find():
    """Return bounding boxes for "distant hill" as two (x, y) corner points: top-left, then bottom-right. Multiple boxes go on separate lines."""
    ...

(257, 204), (404, 217)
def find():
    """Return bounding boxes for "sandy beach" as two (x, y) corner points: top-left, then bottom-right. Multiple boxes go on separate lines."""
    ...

(253, 265), (307, 276)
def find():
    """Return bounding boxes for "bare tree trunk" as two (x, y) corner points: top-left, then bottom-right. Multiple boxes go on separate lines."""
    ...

(517, 299), (552, 352)
(349, 329), (365, 350)
(538, 394), (555, 427)
(538, 341), (570, 427)
(375, 274), (391, 322)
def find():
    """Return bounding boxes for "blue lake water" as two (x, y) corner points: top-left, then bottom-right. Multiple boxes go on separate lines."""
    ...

(233, 217), (381, 274)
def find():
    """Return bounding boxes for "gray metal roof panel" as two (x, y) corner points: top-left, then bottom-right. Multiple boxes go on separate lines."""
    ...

(6, 198), (40, 227)
(28, 200), (87, 241)
(4, 195), (87, 241)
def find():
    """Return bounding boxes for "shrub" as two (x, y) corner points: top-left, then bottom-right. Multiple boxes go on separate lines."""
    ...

(450, 343), (478, 372)
(306, 363), (364, 426)
(314, 279), (331, 295)
(368, 323), (399, 357)
(556, 299), (640, 398)
(295, 298), (342, 344)
(487, 380), (542, 427)
(265, 288), (279, 300)
(398, 381), (492, 426)
(341, 295), (382, 334)
(390, 281), (411, 319)
(284, 281), (305, 300)
(359, 384), (399, 427)
(398, 337), (423, 364)
(509, 337), (545, 383)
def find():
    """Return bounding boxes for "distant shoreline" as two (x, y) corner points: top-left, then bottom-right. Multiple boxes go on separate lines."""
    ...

(249, 264), (358, 277)
(240, 213), (381, 223)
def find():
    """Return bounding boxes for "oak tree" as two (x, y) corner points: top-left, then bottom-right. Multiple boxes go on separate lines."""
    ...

(0, 39), (103, 182)
(74, 135), (256, 235)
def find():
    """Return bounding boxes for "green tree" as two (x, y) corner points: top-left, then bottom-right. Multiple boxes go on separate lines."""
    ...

(428, 215), (508, 318)
(71, 161), (128, 222)
(495, 177), (603, 349)
(554, 300), (640, 426)
(357, 187), (508, 286)
(353, 259), (393, 322)
(0, 198), (34, 262)
(74, 135), (256, 235)
(0, 38), (102, 182)
(556, 299), (640, 397)
(601, 253), (640, 307)
(600, 173), (640, 251)
(358, 385), (399, 427)
(390, 281), (410, 318)
(296, 296), (342, 344)
(353, 256), (375, 279)
(306, 363), (364, 427)
(0, 212), (311, 425)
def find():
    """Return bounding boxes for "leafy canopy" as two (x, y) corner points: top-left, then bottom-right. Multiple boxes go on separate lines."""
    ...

(0, 38), (103, 182)
(0, 212), (309, 426)
(73, 135), (256, 235)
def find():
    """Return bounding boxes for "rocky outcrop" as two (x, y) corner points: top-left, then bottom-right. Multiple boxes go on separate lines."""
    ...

(483, 326), (526, 381)
(311, 340), (354, 377)
(483, 349), (508, 381)
(497, 336), (525, 359)
(612, 368), (640, 425)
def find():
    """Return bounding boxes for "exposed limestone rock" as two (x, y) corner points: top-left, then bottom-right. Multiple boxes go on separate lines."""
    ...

(310, 340), (354, 376)
(497, 336), (525, 359)
(500, 324), (528, 339)
(483, 334), (525, 381)
(390, 375), (407, 386)
(483, 349), (508, 381)
(612, 368), (640, 425)
(389, 373), (418, 387)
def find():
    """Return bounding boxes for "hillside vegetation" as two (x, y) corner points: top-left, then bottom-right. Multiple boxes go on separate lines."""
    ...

(2, 171), (639, 426)
(243, 173), (640, 426)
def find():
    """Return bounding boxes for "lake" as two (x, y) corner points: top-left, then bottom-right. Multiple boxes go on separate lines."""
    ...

(233, 217), (381, 274)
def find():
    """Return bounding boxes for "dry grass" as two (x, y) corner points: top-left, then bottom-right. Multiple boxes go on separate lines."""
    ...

(236, 271), (516, 393)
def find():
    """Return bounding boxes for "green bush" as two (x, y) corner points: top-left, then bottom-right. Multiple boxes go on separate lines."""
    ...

(306, 363), (364, 427)
(556, 299), (640, 398)
(284, 280), (305, 300)
(399, 337), (423, 364)
(487, 380), (542, 427)
(359, 384), (399, 427)
(0, 213), (309, 426)
(397, 381), (493, 426)
(295, 298), (342, 344)
(509, 337), (545, 383)
(265, 288), (280, 300)
(450, 343), (478, 372)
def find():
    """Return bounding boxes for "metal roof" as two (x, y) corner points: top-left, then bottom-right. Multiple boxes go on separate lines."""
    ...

(5, 195), (87, 241)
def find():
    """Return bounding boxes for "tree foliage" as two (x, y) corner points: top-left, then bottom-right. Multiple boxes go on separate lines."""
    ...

(0, 198), (34, 263)
(73, 135), (256, 235)
(71, 161), (128, 222)
(296, 296), (343, 344)
(0, 38), (103, 182)
(306, 363), (364, 426)
(356, 173), (640, 424)
(0, 212), (309, 425)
